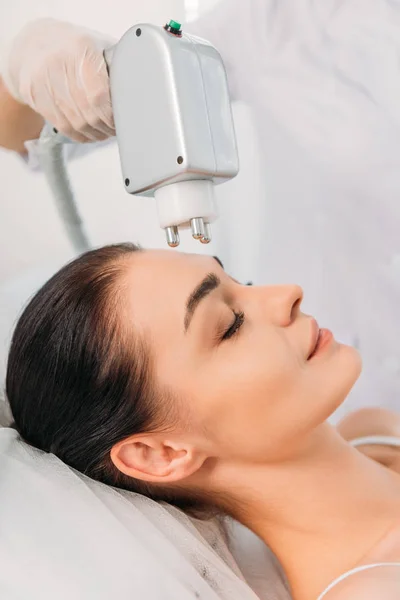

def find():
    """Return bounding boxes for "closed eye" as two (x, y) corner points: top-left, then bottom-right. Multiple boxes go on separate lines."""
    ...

(222, 311), (245, 341)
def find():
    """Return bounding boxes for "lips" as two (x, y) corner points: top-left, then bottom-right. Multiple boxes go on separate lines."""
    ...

(307, 319), (321, 360)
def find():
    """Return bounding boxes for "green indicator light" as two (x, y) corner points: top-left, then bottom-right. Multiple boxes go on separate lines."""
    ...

(168, 20), (181, 30)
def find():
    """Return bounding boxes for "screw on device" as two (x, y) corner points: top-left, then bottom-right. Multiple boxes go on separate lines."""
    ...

(164, 20), (182, 36)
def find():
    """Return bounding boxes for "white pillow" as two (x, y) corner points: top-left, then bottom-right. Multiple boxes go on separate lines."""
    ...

(0, 427), (289, 600)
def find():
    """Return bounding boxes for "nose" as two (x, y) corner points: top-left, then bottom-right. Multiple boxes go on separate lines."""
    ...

(256, 285), (303, 326)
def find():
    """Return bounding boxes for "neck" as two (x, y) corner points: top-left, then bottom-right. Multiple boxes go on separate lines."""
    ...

(215, 424), (400, 600)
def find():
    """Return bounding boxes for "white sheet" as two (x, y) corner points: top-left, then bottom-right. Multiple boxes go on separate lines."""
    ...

(0, 427), (289, 600)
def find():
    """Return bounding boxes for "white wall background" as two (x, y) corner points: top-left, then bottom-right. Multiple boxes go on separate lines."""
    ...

(0, 0), (262, 381)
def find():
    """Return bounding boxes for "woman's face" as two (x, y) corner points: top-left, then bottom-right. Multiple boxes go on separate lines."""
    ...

(123, 250), (361, 462)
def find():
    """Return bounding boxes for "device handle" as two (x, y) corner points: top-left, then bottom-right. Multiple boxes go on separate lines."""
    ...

(37, 45), (116, 254)
(37, 122), (90, 254)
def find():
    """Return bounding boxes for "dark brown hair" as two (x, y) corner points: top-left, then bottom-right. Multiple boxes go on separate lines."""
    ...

(6, 243), (205, 512)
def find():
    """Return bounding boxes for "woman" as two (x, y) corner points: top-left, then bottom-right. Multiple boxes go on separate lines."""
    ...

(3, 7), (400, 419)
(6, 243), (400, 600)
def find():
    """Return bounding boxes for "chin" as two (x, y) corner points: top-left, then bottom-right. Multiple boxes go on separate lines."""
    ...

(339, 342), (363, 374)
(313, 344), (362, 424)
(332, 344), (363, 407)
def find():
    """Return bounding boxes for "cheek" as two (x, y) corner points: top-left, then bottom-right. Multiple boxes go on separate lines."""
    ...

(194, 355), (305, 460)
(155, 345), (210, 431)
(192, 341), (303, 433)
(186, 344), (360, 459)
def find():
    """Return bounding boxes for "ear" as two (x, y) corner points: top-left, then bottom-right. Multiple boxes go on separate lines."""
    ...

(110, 434), (207, 484)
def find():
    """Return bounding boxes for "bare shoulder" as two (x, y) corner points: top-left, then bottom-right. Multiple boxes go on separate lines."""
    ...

(337, 408), (400, 474)
(337, 408), (400, 441)
(321, 564), (400, 600)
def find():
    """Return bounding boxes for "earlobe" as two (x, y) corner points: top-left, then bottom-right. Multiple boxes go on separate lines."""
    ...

(110, 435), (207, 484)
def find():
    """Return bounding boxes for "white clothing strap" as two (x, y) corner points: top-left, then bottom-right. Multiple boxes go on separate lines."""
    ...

(317, 563), (400, 600)
(350, 435), (400, 449)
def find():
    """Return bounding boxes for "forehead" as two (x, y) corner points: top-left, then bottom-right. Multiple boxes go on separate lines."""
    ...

(122, 250), (221, 337)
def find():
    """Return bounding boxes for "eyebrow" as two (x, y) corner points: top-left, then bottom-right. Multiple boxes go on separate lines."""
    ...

(184, 273), (221, 332)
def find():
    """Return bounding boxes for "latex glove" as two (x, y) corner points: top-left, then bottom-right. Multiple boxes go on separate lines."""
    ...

(1, 18), (116, 143)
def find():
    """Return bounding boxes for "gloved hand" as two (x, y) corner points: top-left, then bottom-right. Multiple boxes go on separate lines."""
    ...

(1, 19), (116, 143)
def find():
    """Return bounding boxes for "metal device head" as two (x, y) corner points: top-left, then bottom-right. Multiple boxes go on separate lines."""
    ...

(107, 20), (239, 247)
